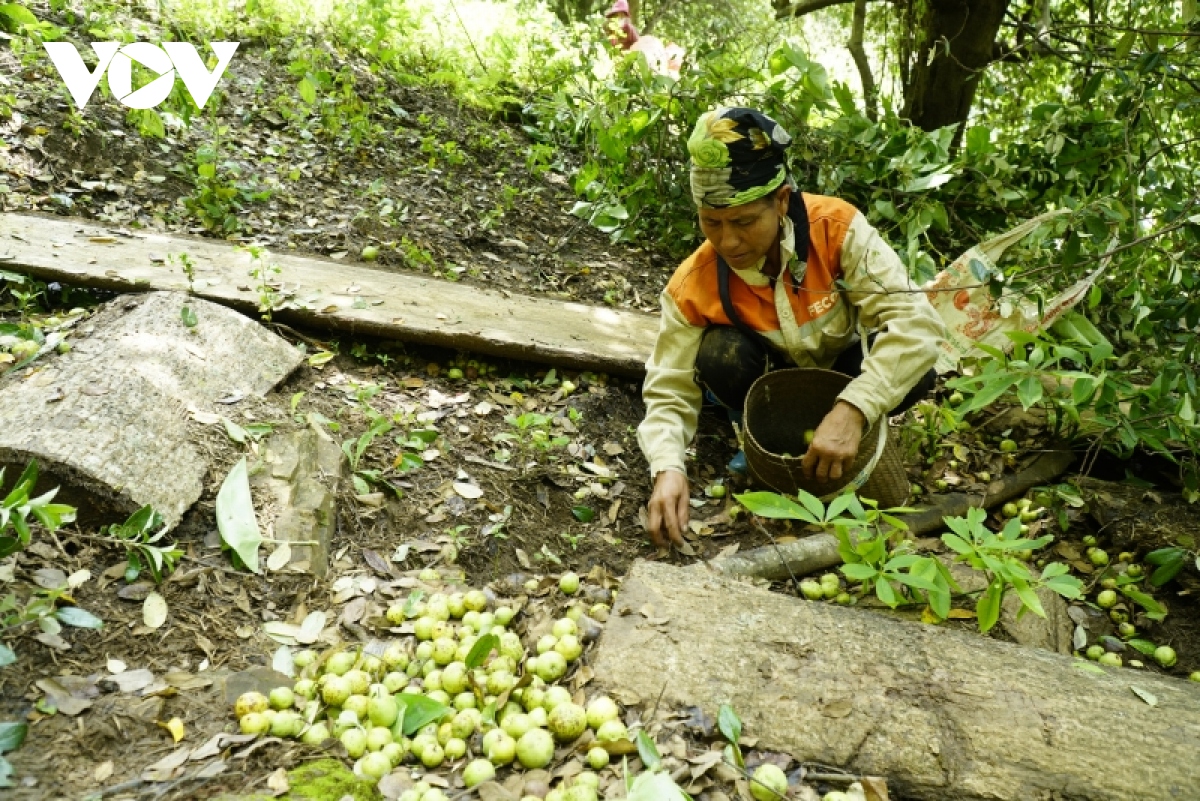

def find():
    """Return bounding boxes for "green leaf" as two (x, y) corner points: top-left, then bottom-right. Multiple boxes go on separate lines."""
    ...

(717, 703), (742, 746)
(0, 4), (38, 29)
(825, 493), (856, 521)
(223, 418), (247, 444)
(397, 693), (449, 735)
(977, 581), (1004, 633)
(1115, 30), (1136, 58)
(0, 755), (11, 788)
(626, 771), (690, 801)
(395, 452), (424, 474)
(941, 533), (974, 555)
(875, 578), (897, 608)
(0, 643), (14, 667)
(1121, 587), (1167, 620)
(0, 722), (26, 753)
(794, 489), (825, 522)
(181, 305), (198, 327)
(734, 492), (816, 523)
(1127, 638), (1158, 656)
(571, 506), (595, 523)
(840, 563), (878, 581)
(55, 607), (103, 629)
(636, 730), (661, 771)
(465, 633), (498, 670)
(216, 457), (263, 574)
(298, 77), (317, 104)
(1012, 579), (1046, 618)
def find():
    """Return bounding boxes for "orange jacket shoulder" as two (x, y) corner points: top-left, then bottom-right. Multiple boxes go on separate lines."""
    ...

(665, 242), (720, 328)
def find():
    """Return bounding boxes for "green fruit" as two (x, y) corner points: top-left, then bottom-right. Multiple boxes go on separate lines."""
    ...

(1118, 622), (1137, 638)
(536, 651), (568, 683)
(344, 694), (369, 718)
(563, 787), (598, 801)
(705, 483), (727, 499)
(561, 380), (577, 395)
(1100, 577), (1118, 590)
(301, 721), (331, 745)
(594, 719), (628, 743)
(342, 728), (369, 758)
(234, 691), (269, 718)
(587, 746), (610, 769)
(548, 702), (587, 742)
(368, 692), (399, 727)
(560, 572), (581, 595)
(293, 649), (317, 669)
(1002, 503), (1019, 518)
(585, 696), (619, 730)
(516, 727), (556, 768)
(800, 580), (823, 601)
(487, 731), (517, 765)
(420, 742), (445, 768)
(948, 391), (964, 405)
(361, 245), (380, 261)
(750, 763), (788, 801)
(1127, 564), (1144, 578)
(444, 737), (467, 759)
(1154, 646), (1177, 668)
(464, 758), (497, 788)
(447, 368), (464, 381)
(271, 711), (303, 738)
(999, 439), (1017, 453)
(1089, 549), (1110, 566)
(366, 726), (393, 752)
(1085, 645), (1104, 661)
(1096, 590), (1118, 609)
(1190, 672), (1200, 682)
(554, 635), (583, 663)
(326, 651), (358, 676)
(1081, 535), (1097, 547)
(543, 686), (572, 710)
(359, 750), (391, 779)
(1098, 652), (1122, 668)
(494, 606), (515, 626)
(239, 711), (269, 735)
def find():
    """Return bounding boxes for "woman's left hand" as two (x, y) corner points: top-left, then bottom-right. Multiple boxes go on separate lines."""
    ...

(802, 401), (866, 483)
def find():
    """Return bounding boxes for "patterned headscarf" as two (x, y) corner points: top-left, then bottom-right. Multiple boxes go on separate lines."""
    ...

(688, 107), (792, 208)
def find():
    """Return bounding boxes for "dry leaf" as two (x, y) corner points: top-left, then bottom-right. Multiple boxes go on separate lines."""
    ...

(861, 776), (890, 801)
(267, 542), (292, 572)
(143, 592), (168, 629)
(158, 716), (186, 743)
(296, 611), (327, 645)
(107, 658), (127, 674)
(267, 767), (290, 793)
(105, 668), (155, 694)
(94, 761), (114, 782)
(141, 747), (191, 782)
(453, 482), (484, 499)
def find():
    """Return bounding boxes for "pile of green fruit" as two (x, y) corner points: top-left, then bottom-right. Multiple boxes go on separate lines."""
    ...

(230, 571), (624, 795)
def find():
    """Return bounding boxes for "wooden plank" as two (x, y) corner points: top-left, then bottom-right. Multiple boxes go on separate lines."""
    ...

(0, 213), (659, 375)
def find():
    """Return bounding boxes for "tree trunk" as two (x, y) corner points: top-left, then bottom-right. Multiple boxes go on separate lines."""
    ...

(594, 560), (1200, 801)
(902, 0), (1011, 131)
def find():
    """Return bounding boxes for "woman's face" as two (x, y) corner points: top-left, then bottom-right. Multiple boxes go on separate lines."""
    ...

(698, 186), (790, 271)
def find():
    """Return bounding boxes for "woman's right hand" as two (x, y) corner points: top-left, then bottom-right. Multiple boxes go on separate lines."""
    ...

(646, 470), (690, 548)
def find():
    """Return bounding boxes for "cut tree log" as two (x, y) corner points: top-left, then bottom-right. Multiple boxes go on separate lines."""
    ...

(0, 291), (302, 527)
(708, 446), (1075, 581)
(0, 212), (658, 375)
(594, 560), (1200, 801)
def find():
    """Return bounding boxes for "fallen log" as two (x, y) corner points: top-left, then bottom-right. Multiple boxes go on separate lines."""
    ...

(0, 291), (302, 527)
(594, 560), (1200, 801)
(0, 212), (657, 375)
(709, 446), (1074, 581)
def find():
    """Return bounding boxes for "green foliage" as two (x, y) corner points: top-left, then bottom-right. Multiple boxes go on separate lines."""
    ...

(836, 532), (958, 617)
(717, 703), (743, 770)
(0, 461), (76, 559)
(102, 505), (182, 584)
(941, 508), (1082, 633)
(184, 140), (270, 233)
(1144, 546), (1198, 588)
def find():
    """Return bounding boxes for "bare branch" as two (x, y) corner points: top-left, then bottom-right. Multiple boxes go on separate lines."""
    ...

(774, 0), (870, 20)
(848, 0), (878, 121)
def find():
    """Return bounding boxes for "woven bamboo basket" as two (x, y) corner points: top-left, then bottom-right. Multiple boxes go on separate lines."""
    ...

(742, 368), (909, 508)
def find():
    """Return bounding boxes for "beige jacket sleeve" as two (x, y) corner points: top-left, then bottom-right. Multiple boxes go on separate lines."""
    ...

(637, 290), (705, 477)
(836, 212), (945, 424)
